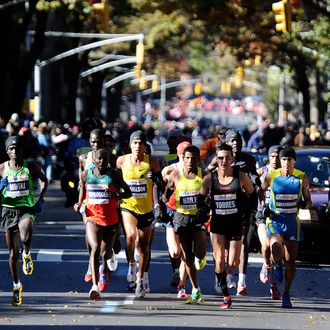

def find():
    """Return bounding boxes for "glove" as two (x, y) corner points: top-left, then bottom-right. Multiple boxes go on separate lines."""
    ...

(262, 205), (271, 218)
(35, 197), (44, 213)
(0, 177), (8, 190)
(255, 210), (266, 223)
(155, 200), (171, 224)
(154, 204), (163, 222)
(196, 208), (209, 225)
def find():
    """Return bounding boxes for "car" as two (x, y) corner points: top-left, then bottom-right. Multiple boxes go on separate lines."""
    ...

(294, 147), (330, 264)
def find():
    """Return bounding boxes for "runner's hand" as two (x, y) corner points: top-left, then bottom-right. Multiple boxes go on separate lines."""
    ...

(0, 176), (8, 190)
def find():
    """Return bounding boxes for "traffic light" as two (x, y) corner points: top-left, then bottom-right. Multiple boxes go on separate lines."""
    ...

(235, 65), (244, 88)
(136, 40), (144, 65)
(194, 83), (203, 95)
(272, 0), (292, 33)
(92, 0), (111, 32)
(151, 80), (159, 93)
(134, 64), (141, 78)
(139, 76), (147, 90)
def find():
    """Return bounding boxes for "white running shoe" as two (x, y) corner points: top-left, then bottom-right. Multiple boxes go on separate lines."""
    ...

(214, 275), (222, 294)
(135, 278), (146, 298)
(89, 284), (101, 300)
(143, 273), (150, 293)
(127, 262), (137, 283)
(226, 274), (237, 289)
(107, 251), (118, 272)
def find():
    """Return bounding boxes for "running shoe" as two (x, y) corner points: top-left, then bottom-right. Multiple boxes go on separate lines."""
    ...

(89, 284), (101, 300)
(236, 284), (248, 296)
(12, 284), (23, 306)
(143, 273), (150, 293)
(260, 263), (271, 284)
(194, 256), (206, 271)
(84, 264), (92, 283)
(22, 254), (34, 276)
(214, 275), (222, 294)
(107, 251), (118, 272)
(270, 283), (281, 300)
(170, 271), (180, 287)
(282, 292), (292, 308)
(177, 287), (187, 299)
(127, 281), (136, 291)
(186, 288), (203, 304)
(135, 278), (146, 298)
(220, 296), (232, 309)
(98, 265), (109, 293)
(274, 265), (284, 284)
(127, 262), (137, 283)
(226, 274), (237, 289)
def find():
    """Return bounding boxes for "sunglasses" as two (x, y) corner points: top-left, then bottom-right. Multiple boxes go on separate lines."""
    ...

(218, 156), (232, 161)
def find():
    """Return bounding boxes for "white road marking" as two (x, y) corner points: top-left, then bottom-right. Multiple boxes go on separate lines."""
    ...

(37, 249), (63, 262)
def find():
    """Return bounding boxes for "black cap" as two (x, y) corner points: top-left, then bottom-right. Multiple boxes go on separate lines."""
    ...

(268, 145), (282, 157)
(279, 147), (296, 160)
(5, 136), (21, 150)
(129, 130), (146, 145)
(224, 128), (242, 142)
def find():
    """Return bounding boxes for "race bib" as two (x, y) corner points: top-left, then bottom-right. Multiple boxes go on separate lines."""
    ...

(127, 179), (147, 198)
(87, 184), (109, 204)
(179, 190), (199, 210)
(214, 193), (238, 215)
(6, 174), (29, 197)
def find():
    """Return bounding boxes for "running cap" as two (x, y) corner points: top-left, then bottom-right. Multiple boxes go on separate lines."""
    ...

(177, 141), (192, 156)
(268, 145), (282, 157)
(279, 147), (296, 160)
(5, 135), (22, 150)
(129, 130), (146, 145)
(224, 128), (242, 142)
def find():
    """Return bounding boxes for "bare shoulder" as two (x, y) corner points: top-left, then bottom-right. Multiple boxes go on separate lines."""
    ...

(116, 154), (126, 168)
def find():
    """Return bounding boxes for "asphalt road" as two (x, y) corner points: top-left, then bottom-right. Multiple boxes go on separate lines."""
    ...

(0, 182), (329, 330)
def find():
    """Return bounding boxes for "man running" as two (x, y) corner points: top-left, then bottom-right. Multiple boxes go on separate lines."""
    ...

(116, 130), (163, 297)
(74, 148), (131, 299)
(208, 129), (258, 295)
(260, 147), (312, 308)
(198, 143), (254, 308)
(256, 145), (282, 300)
(163, 145), (207, 304)
(0, 136), (48, 306)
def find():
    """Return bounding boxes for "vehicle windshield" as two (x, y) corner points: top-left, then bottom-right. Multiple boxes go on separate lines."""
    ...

(295, 154), (330, 187)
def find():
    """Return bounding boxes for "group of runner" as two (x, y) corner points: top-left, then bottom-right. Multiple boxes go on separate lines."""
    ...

(0, 126), (313, 310)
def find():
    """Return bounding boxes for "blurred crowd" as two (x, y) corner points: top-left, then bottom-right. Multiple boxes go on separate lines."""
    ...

(1, 112), (330, 185)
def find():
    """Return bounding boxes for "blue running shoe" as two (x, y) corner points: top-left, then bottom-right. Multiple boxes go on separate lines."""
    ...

(274, 265), (283, 284)
(282, 292), (292, 308)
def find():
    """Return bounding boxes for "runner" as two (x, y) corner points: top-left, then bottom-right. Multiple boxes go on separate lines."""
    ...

(74, 148), (131, 299)
(260, 147), (313, 308)
(256, 145), (282, 300)
(161, 141), (192, 297)
(163, 145), (207, 304)
(208, 129), (258, 296)
(116, 130), (164, 297)
(0, 136), (48, 306)
(198, 142), (254, 308)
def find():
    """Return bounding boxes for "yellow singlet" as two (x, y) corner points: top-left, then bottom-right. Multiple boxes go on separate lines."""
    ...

(120, 154), (153, 214)
(175, 167), (203, 215)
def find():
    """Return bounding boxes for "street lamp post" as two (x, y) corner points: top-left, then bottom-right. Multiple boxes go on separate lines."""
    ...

(32, 31), (144, 120)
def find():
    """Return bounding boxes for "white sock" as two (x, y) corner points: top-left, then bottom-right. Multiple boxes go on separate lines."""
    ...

(238, 273), (246, 286)
(143, 272), (149, 280)
(13, 281), (21, 289)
